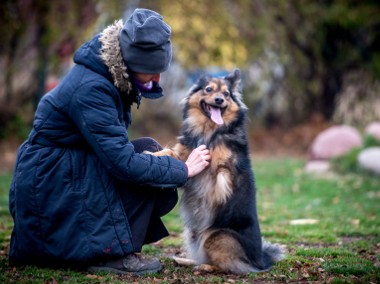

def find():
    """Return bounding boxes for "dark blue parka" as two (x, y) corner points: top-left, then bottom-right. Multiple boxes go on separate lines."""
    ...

(8, 21), (187, 266)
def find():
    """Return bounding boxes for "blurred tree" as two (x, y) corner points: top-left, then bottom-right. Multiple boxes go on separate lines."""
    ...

(0, 0), (99, 135)
(158, 0), (248, 70)
(230, 0), (380, 126)
(160, 0), (380, 127)
(333, 70), (380, 128)
(1, 0), (379, 136)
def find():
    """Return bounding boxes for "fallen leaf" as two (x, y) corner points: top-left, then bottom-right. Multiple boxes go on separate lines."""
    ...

(44, 277), (58, 284)
(351, 219), (360, 225)
(86, 274), (104, 280)
(290, 219), (319, 225)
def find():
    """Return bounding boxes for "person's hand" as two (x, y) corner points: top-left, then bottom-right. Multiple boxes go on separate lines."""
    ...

(185, 145), (210, 178)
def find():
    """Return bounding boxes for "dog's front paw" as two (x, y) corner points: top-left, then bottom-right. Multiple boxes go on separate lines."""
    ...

(146, 148), (175, 157)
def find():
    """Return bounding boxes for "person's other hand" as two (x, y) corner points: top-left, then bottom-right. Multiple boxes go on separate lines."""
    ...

(185, 145), (210, 178)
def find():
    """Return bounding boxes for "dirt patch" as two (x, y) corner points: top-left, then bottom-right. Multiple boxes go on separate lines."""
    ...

(250, 116), (331, 158)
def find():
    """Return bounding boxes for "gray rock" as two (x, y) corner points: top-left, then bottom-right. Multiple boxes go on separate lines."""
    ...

(358, 147), (380, 175)
(310, 125), (363, 160)
(365, 122), (380, 142)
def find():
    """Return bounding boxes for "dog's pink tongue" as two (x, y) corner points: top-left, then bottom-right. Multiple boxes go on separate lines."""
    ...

(210, 106), (223, 125)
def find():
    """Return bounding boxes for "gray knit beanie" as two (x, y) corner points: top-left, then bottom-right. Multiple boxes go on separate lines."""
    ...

(119, 9), (172, 74)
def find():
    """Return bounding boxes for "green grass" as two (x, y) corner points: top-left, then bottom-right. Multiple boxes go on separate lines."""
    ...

(1, 158), (380, 283)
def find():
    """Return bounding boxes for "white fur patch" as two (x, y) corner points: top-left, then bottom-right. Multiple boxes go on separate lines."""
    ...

(210, 172), (232, 205)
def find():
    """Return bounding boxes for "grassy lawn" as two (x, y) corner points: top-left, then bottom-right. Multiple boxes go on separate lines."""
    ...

(0, 157), (379, 283)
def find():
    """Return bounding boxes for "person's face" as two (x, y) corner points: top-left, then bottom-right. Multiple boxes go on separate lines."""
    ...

(133, 73), (161, 84)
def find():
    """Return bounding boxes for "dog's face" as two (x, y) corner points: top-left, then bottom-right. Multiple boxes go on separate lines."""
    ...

(199, 79), (231, 125)
(184, 69), (246, 128)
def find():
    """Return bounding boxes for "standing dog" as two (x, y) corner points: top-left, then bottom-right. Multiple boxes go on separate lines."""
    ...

(150, 69), (284, 274)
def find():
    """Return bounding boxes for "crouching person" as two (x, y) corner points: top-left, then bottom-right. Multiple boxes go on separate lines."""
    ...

(8, 8), (210, 275)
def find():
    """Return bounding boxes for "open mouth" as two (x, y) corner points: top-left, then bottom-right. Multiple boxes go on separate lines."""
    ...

(201, 101), (225, 125)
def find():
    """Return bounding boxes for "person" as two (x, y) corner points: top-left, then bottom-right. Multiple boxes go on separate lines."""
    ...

(8, 8), (210, 275)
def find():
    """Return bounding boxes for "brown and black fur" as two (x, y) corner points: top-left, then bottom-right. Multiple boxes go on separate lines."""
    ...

(151, 69), (284, 274)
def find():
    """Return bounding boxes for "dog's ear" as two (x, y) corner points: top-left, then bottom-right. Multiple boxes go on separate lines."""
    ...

(224, 69), (242, 93)
(224, 69), (246, 109)
(190, 74), (210, 93)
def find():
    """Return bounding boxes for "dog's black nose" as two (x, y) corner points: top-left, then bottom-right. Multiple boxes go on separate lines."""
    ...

(215, 97), (224, 105)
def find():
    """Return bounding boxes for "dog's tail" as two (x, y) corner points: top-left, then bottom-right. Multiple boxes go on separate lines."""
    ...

(261, 240), (286, 269)
(240, 237), (286, 272)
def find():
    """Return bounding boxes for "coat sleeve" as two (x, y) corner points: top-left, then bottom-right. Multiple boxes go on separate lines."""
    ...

(68, 81), (188, 187)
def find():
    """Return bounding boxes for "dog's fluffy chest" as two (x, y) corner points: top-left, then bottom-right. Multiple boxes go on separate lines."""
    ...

(181, 144), (236, 230)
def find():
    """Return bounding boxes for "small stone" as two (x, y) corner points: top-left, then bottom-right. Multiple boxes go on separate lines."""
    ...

(304, 161), (330, 174)
(358, 147), (380, 175)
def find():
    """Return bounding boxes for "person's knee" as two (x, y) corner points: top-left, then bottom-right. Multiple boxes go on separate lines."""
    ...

(144, 137), (163, 152)
(131, 137), (163, 153)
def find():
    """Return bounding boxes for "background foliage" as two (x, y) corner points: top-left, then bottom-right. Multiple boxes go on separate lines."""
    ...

(1, 0), (380, 138)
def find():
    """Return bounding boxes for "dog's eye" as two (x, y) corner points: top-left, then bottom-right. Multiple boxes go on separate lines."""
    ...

(205, 87), (213, 93)
(223, 91), (230, 97)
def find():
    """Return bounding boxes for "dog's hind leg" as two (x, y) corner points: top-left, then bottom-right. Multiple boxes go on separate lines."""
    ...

(203, 229), (259, 274)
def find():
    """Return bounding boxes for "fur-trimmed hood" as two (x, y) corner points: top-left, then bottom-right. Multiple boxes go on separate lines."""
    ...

(99, 20), (132, 93)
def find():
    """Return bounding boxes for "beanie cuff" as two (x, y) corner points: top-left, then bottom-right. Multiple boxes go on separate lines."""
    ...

(122, 43), (172, 73)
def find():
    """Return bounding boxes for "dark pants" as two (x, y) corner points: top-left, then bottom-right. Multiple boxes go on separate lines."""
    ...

(119, 137), (178, 252)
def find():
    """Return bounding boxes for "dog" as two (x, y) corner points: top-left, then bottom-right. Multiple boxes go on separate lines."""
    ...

(149, 69), (284, 274)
